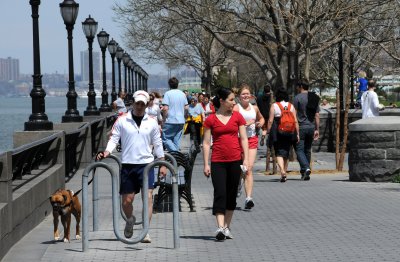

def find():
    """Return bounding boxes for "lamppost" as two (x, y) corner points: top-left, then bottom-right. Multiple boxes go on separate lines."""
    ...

(144, 72), (148, 91)
(116, 46), (124, 94)
(60, 0), (82, 122)
(122, 52), (130, 102)
(25, 0), (53, 131)
(108, 38), (118, 103)
(134, 64), (139, 92)
(97, 29), (111, 112)
(127, 59), (133, 100)
(129, 59), (135, 95)
(130, 61), (136, 92)
(82, 15), (100, 116)
(138, 67), (143, 90)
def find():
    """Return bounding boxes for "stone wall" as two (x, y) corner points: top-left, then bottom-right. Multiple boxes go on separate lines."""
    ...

(313, 108), (400, 152)
(348, 116), (400, 182)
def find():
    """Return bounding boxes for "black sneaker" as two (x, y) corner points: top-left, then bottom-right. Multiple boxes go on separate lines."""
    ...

(215, 227), (226, 241)
(244, 198), (255, 209)
(304, 169), (311, 181)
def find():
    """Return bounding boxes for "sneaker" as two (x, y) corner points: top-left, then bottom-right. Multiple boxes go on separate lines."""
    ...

(304, 169), (311, 181)
(223, 227), (233, 239)
(244, 198), (255, 209)
(215, 227), (226, 241)
(124, 216), (135, 238)
(141, 233), (151, 243)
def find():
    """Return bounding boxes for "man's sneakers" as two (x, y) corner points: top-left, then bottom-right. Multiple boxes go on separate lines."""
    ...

(301, 168), (311, 181)
(215, 227), (226, 241)
(141, 233), (152, 243)
(124, 216), (135, 238)
(244, 197), (255, 210)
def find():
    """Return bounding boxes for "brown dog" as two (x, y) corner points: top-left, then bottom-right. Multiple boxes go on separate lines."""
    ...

(49, 189), (81, 242)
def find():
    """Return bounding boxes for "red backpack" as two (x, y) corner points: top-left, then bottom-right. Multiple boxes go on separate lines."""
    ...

(276, 102), (296, 135)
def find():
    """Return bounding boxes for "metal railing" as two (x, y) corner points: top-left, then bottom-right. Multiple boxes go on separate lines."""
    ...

(11, 132), (63, 191)
(64, 123), (89, 180)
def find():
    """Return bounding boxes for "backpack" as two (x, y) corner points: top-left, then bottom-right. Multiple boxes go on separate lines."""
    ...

(306, 92), (320, 122)
(276, 102), (296, 135)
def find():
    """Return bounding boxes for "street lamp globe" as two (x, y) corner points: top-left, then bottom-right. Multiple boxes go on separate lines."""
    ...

(82, 15), (98, 39)
(122, 52), (130, 66)
(60, 0), (79, 26)
(116, 46), (124, 60)
(97, 29), (109, 49)
(108, 38), (118, 55)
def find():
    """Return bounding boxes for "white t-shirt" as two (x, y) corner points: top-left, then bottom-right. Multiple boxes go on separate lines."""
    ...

(361, 90), (379, 118)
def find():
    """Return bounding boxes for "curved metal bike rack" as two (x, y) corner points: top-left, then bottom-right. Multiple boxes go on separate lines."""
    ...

(94, 153), (177, 226)
(81, 160), (179, 252)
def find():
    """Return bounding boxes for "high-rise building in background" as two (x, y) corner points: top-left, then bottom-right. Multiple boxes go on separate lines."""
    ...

(80, 50), (100, 81)
(0, 57), (19, 81)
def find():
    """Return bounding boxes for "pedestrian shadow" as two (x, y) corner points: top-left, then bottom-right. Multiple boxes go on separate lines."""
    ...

(181, 235), (215, 241)
(202, 206), (243, 211)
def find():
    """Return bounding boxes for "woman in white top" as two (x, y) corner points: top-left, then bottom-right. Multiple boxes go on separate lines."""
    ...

(233, 84), (264, 210)
(267, 88), (299, 182)
(146, 94), (162, 130)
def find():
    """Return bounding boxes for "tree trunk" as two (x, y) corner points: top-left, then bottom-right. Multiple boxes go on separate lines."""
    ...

(335, 88), (340, 169)
(338, 89), (351, 171)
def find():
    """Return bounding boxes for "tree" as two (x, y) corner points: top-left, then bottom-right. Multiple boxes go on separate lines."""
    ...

(114, 0), (400, 96)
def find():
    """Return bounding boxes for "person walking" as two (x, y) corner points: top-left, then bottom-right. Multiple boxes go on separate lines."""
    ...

(186, 96), (205, 152)
(234, 84), (264, 209)
(113, 90), (127, 114)
(97, 90), (167, 243)
(356, 70), (368, 108)
(257, 84), (272, 146)
(203, 87), (249, 241)
(161, 77), (189, 152)
(293, 79), (320, 181)
(201, 93), (215, 120)
(267, 88), (299, 182)
(361, 79), (381, 118)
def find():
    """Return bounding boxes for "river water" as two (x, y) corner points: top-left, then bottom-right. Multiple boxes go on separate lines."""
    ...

(0, 96), (102, 153)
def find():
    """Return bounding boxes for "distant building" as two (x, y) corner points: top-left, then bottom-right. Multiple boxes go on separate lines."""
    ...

(80, 50), (100, 81)
(0, 57), (19, 81)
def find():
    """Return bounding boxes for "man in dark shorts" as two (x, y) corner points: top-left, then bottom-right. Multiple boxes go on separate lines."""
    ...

(97, 90), (167, 243)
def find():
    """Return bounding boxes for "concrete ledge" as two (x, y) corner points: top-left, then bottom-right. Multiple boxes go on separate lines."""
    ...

(349, 116), (400, 132)
(0, 164), (63, 260)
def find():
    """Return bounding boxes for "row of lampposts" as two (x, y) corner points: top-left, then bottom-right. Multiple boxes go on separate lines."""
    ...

(25, 0), (149, 131)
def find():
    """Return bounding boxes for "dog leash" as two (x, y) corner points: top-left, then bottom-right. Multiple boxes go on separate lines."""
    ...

(73, 152), (103, 196)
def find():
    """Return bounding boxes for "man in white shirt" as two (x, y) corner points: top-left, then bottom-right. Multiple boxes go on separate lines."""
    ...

(97, 90), (166, 243)
(361, 80), (380, 119)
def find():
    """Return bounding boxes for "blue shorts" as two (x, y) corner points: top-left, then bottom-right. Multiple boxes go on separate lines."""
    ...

(119, 164), (155, 195)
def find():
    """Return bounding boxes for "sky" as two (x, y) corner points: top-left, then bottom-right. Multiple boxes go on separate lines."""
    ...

(0, 0), (166, 75)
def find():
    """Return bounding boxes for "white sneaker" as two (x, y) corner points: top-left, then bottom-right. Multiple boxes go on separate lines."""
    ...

(124, 216), (135, 238)
(223, 227), (233, 239)
(141, 233), (151, 243)
(215, 227), (226, 241)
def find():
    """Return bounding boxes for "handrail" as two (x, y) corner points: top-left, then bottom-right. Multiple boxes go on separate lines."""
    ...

(11, 132), (62, 155)
(81, 160), (179, 251)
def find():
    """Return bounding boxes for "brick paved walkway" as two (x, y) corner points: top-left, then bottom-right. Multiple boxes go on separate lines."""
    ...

(3, 137), (400, 262)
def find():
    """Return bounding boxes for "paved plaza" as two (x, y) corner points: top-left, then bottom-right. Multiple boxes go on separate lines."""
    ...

(3, 138), (400, 262)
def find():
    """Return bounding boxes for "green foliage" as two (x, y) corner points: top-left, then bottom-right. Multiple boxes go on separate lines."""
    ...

(391, 174), (400, 183)
(212, 67), (231, 89)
